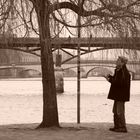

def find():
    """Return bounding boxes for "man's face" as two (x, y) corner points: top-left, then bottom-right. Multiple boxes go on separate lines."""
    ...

(116, 58), (123, 67)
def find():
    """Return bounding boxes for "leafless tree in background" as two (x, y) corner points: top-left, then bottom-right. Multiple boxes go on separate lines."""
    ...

(0, 0), (140, 128)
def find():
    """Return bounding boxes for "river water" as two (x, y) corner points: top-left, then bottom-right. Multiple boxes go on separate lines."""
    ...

(0, 77), (140, 125)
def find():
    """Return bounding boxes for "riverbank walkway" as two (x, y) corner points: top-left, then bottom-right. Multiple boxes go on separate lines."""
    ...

(0, 122), (140, 140)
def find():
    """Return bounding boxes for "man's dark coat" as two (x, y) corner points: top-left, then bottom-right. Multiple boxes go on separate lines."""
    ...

(108, 65), (131, 102)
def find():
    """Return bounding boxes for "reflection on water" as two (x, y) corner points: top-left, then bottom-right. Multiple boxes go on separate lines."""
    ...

(0, 77), (139, 125)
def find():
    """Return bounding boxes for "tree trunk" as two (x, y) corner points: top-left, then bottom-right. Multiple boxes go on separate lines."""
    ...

(36, 2), (59, 128)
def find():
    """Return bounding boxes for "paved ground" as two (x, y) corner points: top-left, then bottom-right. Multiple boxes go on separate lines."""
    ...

(0, 123), (140, 140)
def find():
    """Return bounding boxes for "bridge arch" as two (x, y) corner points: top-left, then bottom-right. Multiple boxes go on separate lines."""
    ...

(86, 66), (114, 78)
(63, 69), (76, 77)
(18, 69), (41, 78)
(62, 47), (140, 64)
(86, 66), (135, 80)
(63, 67), (85, 77)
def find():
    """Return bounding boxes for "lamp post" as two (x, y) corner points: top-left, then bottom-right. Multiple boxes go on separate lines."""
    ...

(77, 0), (81, 124)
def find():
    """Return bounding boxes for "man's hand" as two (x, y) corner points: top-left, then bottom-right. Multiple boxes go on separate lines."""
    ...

(104, 74), (111, 81)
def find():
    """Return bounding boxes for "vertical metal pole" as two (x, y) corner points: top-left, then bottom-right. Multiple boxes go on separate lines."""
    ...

(77, 0), (81, 124)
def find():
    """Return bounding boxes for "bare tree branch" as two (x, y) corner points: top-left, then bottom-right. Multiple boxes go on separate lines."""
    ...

(50, 1), (106, 17)
(29, 6), (39, 35)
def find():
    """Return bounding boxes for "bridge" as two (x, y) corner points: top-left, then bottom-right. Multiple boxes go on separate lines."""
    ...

(0, 37), (140, 64)
(0, 37), (140, 79)
(62, 60), (140, 79)
(1, 37), (140, 48)
(0, 59), (139, 80)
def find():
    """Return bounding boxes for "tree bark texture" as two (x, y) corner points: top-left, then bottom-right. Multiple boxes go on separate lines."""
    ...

(35, 1), (59, 128)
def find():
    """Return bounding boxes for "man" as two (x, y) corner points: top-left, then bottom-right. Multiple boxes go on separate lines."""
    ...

(106, 56), (131, 133)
